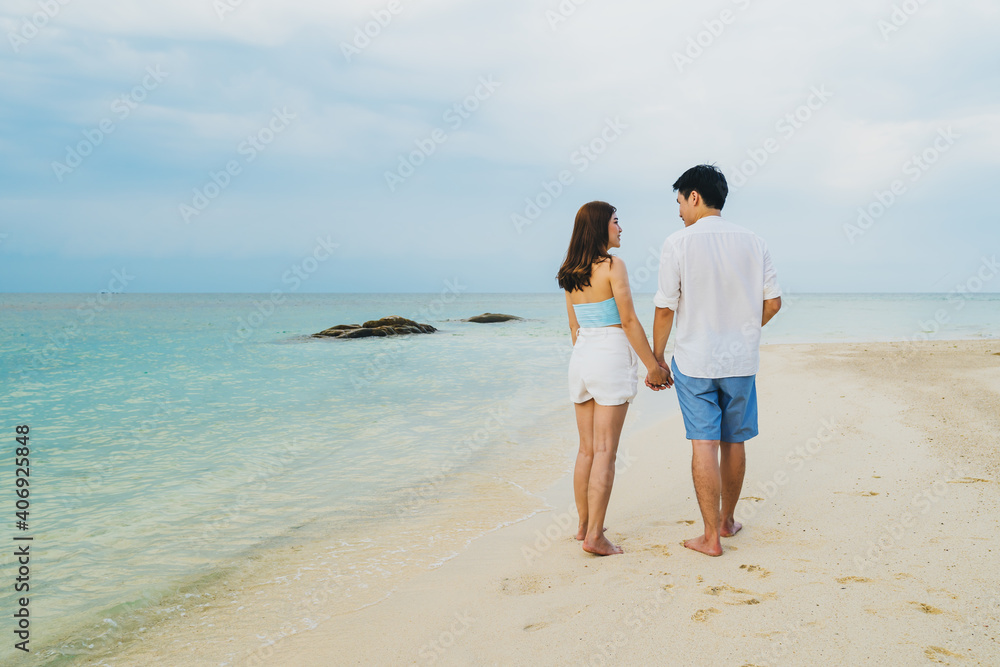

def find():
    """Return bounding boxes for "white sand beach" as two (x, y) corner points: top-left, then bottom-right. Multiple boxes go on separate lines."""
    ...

(96, 341), (1000, 666)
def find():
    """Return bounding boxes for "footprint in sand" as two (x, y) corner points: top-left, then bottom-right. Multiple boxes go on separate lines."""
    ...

(500, 575), (548, 595)
(910, 602), (944, 615)
(691, 608), (720, 622)
(648, 544), (673, 557)
(705, 584), (775, 606)
(926, 587), (959, 600)
(947, 477), (991, 484)
(924, 646), (963, 663)
(739, 564), (772, 578)
(676, 520), (696, 526)
(836, 576), (872, 584)
(741, 496), (764, 502)
(523, 622), (550, 632)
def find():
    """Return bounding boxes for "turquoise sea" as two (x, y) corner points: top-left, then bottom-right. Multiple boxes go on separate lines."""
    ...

(0, 292), (998, 664)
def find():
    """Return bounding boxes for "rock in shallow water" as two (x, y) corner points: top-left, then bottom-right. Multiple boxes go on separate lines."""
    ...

(312, 316), (437, 339)
(462, 313), (524, 323)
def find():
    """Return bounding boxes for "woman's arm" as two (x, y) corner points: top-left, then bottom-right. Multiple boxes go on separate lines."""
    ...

(564, 290), (580, 346)
(608, 259), (670, 386)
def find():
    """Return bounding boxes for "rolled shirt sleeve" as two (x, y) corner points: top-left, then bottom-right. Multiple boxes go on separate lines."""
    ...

(761, 242), (782, 300)
(653, 238), (681, 309)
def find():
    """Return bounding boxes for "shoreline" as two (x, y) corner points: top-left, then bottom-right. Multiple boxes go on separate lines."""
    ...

(67, 340), (1000, 665)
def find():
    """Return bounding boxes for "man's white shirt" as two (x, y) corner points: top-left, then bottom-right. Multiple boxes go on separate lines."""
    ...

(653, 216), (781, 379)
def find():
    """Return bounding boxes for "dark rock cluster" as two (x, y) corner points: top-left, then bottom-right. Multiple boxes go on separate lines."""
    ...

(312, 316), (437, 339)
(462, 313), (524, 323)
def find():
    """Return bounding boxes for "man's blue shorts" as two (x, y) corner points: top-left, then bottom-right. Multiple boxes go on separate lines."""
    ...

(671, 358), (758, 442)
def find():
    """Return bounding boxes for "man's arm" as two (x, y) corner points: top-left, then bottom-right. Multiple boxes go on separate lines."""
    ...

(762, 297), (781, 327)
(653, 307), (674, 362)
(652, 238), (679, 364)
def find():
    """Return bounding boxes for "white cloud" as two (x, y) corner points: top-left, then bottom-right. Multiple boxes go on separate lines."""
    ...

(2, 0), (999, 290)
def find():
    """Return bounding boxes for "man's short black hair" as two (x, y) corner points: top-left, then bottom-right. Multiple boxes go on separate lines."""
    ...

(672, 164), (728, 210)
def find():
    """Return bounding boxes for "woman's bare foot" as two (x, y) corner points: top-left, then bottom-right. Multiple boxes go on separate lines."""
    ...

(582, 535), (623, 556)
(683, 535), (723, 557)
(575, 525), (608, 541)
(719, 519), (742, 537)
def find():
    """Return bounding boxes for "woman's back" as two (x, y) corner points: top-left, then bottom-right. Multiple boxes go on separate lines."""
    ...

(567, 259), (621, 328)
(566, 258), (615, 306)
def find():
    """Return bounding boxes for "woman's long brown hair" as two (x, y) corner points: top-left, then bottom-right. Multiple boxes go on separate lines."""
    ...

(556, 201), (616, 293)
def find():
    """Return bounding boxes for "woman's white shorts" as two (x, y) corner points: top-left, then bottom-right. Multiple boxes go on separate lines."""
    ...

(568, 327), (639, 406)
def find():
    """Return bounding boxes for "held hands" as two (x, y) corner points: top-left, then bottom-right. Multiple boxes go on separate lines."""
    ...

(645, 359), (673, 391)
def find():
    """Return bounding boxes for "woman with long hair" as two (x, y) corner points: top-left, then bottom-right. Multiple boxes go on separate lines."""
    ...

(557, 201), (672, 556)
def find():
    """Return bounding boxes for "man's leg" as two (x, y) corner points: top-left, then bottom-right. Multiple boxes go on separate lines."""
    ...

(720, 441), (746, 537)
(684, 439), (723, 557)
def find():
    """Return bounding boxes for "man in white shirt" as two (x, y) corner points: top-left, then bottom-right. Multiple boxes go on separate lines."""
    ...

(650, 165), (782, 557)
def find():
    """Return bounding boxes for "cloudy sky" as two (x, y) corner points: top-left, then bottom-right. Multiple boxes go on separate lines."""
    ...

(1, 0), (997, 293)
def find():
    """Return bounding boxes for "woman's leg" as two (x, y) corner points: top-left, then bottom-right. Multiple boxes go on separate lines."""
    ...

(573, 399), (596, 540)
(582, 402), (629, 556)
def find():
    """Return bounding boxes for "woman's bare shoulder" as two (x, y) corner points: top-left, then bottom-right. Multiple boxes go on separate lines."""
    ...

(597, 255), (628, 276)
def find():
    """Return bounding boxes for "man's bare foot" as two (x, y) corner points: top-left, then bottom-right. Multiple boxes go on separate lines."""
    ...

(582, 535), (623, 556)
(575, 525), (607, 541)
(683, 535), (723, 557)
(719, 519), (742, 537)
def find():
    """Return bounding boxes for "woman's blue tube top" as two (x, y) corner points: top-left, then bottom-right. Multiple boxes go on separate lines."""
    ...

(572, 296), (622, 327)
